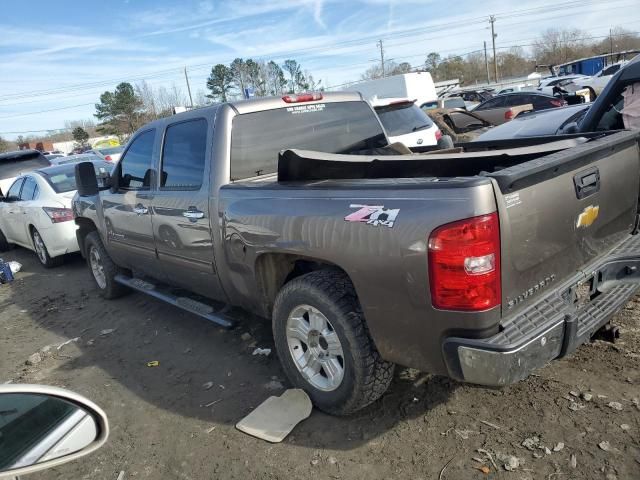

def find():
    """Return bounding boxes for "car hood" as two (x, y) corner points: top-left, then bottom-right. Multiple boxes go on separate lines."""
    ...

(473, 104), (590, 141)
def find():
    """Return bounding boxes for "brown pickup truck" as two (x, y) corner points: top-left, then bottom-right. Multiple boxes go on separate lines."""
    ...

(72, 91), (640, 415)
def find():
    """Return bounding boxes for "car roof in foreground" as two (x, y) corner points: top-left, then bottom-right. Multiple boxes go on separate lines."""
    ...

(474, 103), (590, 141)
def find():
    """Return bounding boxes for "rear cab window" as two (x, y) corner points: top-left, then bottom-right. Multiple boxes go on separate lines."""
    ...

(230, 101), (387, 181)
(375, 102), (434, 136)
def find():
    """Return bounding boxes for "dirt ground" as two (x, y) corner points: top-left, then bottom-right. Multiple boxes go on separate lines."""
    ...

(1, 248), (639, 480)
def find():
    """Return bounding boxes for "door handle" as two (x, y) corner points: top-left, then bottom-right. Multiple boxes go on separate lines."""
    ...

(574, 167), (600, 199)
(182, 207), (204, 220)
(133, 205), (148, 215)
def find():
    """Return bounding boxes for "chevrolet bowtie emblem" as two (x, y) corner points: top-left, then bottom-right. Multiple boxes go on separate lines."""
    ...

(576, 205), (599, 228)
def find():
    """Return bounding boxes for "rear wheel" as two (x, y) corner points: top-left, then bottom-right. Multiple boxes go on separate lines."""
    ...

(272, 270), (394, 415)
(84, 231), (128, 299)
(31, 228), (63, 268)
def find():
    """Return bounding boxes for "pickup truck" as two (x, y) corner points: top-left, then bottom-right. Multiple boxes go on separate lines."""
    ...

(72, 91), (640, 415)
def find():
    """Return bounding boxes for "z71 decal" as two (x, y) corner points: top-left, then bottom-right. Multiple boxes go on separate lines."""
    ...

(344, 204), (400, 228)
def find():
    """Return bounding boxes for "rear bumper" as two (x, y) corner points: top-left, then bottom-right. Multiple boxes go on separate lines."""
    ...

(38, 221), (79, 257)
(443, 234), (640, 386)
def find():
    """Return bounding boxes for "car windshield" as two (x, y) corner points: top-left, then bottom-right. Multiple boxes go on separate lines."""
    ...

(375, 102), (434, 136)
(37, 161), (112, 193)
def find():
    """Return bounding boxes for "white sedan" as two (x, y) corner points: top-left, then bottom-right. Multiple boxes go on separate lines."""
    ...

(0, 161), (111, 268)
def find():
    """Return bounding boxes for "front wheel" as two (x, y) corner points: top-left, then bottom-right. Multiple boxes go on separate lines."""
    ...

(272, 270), (394, 415)
(84, 231), (128, 299)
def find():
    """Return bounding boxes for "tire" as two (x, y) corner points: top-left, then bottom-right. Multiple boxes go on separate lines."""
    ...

(31, 228), (63, 268)
(0, 228), (11, 252)
(84, 231), (128, 299)
(272, 269), (394, 415)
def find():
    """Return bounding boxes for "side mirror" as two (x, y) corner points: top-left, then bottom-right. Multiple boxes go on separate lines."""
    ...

(560, 122), (579, 134)
(0, 384), (108, 478)
(74, 162), (99, 196)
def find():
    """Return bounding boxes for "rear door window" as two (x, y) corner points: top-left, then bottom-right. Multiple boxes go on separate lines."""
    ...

(119, 130), (155, 190)
(19, 177), (38, 201)
(6, 178), (24, 200)
(160, 119), (207, 190)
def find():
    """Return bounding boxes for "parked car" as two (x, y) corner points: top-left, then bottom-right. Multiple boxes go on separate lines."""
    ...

(536, 75), (588, 95)
(73, 91), (640, 416)
(0, 160), (111, 267)
(88, 146), (124, 163)
(472, 91), (566, 125)
(475, 54), (640, 140)
(0, 149), (50, 196)
(572, 61), (629, 98)
(426, 108), (494, 142)
(474, 104), (590, 141)
(371, 97), (442, 148)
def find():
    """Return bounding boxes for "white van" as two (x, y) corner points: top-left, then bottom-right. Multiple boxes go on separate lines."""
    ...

(346, 72), (438, 109)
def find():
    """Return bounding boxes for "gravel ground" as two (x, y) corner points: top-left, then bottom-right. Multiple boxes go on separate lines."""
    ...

(1, 248), (639, 480)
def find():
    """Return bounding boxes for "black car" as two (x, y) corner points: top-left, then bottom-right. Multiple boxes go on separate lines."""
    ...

(473, 91), (566, 113)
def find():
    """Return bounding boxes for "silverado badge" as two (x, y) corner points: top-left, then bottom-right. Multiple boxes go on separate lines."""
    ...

(576, 205), (599, 228)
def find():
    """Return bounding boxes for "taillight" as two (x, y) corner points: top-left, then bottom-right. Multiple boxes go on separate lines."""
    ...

(282, 92), (323, 103)
(435, 129), (443, 141)
(428, 212), (501, 311)
(104, 155), (112, 162)
(504, 109), (515, 120)
(43, 207), (74, 223)
(550, 99), (564, 107)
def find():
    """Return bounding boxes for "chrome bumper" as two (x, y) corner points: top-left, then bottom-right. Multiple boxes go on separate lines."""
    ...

(443, 236), (640, 386)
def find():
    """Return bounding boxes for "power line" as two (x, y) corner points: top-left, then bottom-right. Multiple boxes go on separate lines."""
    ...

(0, 0), (619, 104)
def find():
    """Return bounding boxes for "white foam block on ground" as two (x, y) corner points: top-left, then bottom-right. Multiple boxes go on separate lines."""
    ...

(236, 389), (312, 443)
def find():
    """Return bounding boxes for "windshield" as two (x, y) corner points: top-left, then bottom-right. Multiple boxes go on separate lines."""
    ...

(37, 161), (112, 193)
(230, 101), (387, 180)
(375, 103), (434, 136)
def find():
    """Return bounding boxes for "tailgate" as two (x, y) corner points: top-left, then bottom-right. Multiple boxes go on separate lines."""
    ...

(489, 131), (640, 313)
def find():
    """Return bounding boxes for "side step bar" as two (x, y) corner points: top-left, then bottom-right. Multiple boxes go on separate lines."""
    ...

(114, 274), (235, 328)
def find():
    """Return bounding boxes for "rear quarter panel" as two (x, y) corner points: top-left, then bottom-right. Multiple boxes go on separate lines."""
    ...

(219, 178), (499, 374)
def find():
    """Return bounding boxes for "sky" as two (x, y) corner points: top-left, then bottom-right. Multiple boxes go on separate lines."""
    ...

(1, 0), (639, 140)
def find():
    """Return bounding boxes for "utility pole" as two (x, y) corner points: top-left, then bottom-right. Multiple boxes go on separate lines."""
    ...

(484, 41), (490, 84)
(490, 15), (498, 83)
(377, 39), (385, 77)
(610, 28), (614, 56)
(184, 66), (194, 108)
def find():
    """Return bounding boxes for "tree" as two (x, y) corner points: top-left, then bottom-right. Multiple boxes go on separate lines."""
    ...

(283, 59), (302, 93)
(425, 52), (441, 74)
(532, 28), (590, 66)
(72, 127), (89, 148)
(0, 136), (9, 153)
(230, 58), (248, 96)
(95, 82), (144, 136)
(266, 61), (287, 95)
(206, 64), (234, 102)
